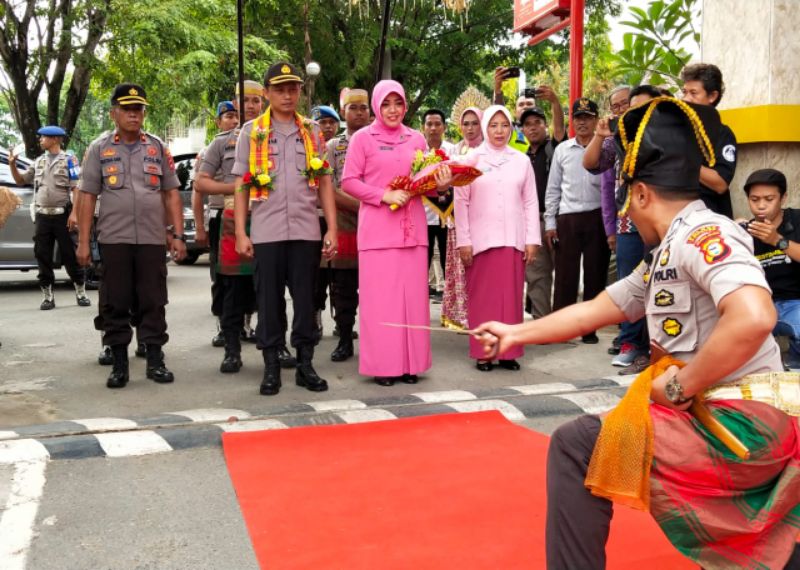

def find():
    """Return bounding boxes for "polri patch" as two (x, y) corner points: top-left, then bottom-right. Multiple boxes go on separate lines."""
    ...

(687, 225), (731, 264)
(662, 318), (682, 337)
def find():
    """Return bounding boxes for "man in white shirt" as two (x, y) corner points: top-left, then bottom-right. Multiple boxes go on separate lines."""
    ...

(544, 98), (610, 344)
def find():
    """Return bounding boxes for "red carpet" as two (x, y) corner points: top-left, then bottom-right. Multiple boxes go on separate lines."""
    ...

(223, 411), (693, 569)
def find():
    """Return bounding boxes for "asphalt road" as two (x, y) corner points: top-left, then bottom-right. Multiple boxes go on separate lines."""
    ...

(0, 258), (628, 570)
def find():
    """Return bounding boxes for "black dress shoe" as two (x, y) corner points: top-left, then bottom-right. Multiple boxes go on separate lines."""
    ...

(107, 346), (128, 388)
(330, 337), (354, 362)
(401, 374), (418, 384)
(582, 333), (599, 344)
(106, 369), (129, 388)
(278, 345), (297, 368)
(498, 360), (521, 371)
(98, 346), (113, 366)
(476, 360), (493, 372)
(220, 354), (243, 373)
(240, 329), (257, 343)
(260, 348), (281, 395)
(375, 377), (395, 387)
(147, 365), (174, 383)
(212, 331), (225, 348)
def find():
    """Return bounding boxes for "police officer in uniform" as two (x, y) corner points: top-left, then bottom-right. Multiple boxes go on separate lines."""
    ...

(475, 98), (795, 568)
(76, 84), (186, 389)
(9, 126), (89, 310)
(233, 63), (338, 396)
(310, 104), (342, 341)
(192, 101), (237, 348)
(326, 89), (370, 361)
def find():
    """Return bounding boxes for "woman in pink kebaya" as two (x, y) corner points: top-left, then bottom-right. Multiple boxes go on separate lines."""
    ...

(342, 80), (452, 386)
(454, 105), (540, 372)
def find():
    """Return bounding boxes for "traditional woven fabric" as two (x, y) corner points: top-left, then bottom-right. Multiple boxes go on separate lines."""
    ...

(441, 223), (467, 330)
(649, 400), (800, 569)
(217, 209), (253, 276)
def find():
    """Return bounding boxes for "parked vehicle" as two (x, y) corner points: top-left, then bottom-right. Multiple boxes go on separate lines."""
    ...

(0, 150), (209, 271)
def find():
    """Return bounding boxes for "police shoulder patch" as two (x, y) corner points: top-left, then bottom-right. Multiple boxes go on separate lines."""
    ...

(662, 318), (682, 337)
(687, 224), (731, 264)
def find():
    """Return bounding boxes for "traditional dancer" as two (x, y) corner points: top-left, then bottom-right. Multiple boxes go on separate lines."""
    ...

(476, 97), (799, 569)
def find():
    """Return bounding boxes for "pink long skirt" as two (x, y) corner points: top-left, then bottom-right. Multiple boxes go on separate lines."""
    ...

(358, 246), (432, 377)
(466, 246), (525, 360)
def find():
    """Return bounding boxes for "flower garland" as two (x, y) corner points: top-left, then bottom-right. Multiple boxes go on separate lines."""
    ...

(238, 107), (332, 203)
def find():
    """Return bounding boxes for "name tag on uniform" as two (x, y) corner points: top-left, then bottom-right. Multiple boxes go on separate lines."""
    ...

(379, 146), (394, 151)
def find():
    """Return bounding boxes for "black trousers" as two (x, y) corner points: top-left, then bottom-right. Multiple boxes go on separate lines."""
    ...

(330, 268), (358, 333)
(219, 274), (257, 338)
(209, 209), (223, 317)
(254, 240), (320, 350)
(34, 212), (84, 287)
(546, 415), (612, 569)
(553, 209), (610, 312)
(98, 244), (168, 347)
(427, 224), (447, 273)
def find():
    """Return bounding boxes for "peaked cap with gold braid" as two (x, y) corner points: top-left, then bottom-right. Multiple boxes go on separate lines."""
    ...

(614, 96), (721, 215)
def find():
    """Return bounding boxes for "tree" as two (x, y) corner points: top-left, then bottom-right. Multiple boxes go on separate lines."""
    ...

(612, 0), (700, 88)
(92, 0), (286, 139)
(0, 0), (111, 157)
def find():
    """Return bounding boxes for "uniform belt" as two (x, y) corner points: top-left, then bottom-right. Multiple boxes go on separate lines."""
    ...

(36, 206), (66, 215)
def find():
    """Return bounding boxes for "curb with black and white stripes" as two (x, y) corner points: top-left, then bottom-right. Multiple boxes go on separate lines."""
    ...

(0, 376), (635, 464)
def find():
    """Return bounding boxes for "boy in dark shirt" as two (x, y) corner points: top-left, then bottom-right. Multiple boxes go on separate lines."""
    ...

(742, 168), (800, 370)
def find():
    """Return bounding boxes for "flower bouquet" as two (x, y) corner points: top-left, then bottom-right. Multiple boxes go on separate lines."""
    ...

(388, 148), (482, 211)
(301, 155), (333, 189)
(238, 170), (275, 205)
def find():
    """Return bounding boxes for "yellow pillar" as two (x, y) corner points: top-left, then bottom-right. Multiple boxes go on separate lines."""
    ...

(701, 0), (800, 215)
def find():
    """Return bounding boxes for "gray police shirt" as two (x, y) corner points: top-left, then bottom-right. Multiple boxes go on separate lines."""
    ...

(80, 131), (180, 245)
(606, 200), (783, 385)
(232, 117), (324, 245)
(20, 152), (78, 208)
(199, 129), (239, 210)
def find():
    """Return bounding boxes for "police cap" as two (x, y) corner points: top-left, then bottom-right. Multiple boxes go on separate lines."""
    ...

(311, 105), (341, 122)
(216, 101), (236, 117)
(37, 125), (67, 137)
(111, 83), (148, 106)
(264, 62), (304, 86)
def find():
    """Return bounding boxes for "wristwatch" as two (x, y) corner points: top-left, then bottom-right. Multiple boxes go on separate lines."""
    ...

(172, 233), (187, 242)
(665, 371), (689, 405)
(776, 237), (789, 251)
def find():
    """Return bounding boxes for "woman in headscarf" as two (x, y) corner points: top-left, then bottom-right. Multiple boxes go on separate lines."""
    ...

(342, 80), (452, 386)
(454, 105), (540, 371)
(441, 107), (485, 330)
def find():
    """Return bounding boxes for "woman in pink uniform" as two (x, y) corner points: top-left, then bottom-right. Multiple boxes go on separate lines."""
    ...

(454, 105), (540, 372)
(342, 80), (452, 386)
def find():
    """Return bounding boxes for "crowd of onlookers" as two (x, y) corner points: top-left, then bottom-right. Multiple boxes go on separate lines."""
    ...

(420, 61), (799, 374)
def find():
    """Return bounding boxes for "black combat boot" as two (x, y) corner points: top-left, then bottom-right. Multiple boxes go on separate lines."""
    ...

(277, 345), (297, 369)
(98, 345), (113, 366)
(106, 345), (129, 388)
(260, 348), (281, 395)
(295, 345), (328, 392)
(145, 344), (174, 383)
(220, 332), (242, 373)
(330, 326), (354, 362)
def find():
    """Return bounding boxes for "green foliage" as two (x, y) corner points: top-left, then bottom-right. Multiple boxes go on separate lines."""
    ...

(93, 0), (286, 136)
(612, 0), (700, 88)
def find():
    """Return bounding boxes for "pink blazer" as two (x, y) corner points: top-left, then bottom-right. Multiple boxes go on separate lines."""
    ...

(454, 145), (541, 256)
(342, 125), (428, 251)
